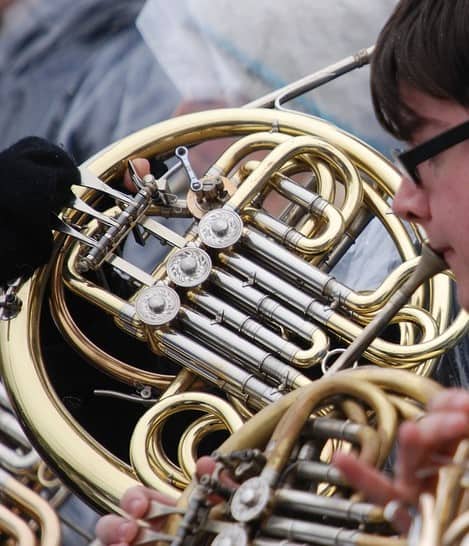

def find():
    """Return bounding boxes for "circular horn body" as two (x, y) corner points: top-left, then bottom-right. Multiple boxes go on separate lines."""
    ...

(0, 108), (466, 513)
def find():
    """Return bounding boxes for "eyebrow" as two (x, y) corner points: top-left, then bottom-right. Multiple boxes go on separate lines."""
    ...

(409, 117), (452, 144)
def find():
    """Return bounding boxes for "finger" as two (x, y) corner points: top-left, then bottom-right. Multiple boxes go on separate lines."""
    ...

(121, 485), (176, 518)
(95, 514), (139, 546)
(195, 456), (216, 478)
(428, 389), (469, 412)
(123, 158), (151, 192)
(395, 414), (469, 493)
(332, 452), (398, 505)
(399, 412), (469, 459)
(196, 456), (238, 489)
(195, 455), (239, 505)
(333, 453), (413, 534)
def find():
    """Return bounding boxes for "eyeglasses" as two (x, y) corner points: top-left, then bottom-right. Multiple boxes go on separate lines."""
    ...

(392, 120), (469, 184)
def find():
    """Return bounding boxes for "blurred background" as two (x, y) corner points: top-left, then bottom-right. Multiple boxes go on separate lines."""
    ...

(0, 0), (398, 161)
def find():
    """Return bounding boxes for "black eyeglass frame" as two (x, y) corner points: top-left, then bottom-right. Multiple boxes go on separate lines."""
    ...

(393, 120), (469, 184)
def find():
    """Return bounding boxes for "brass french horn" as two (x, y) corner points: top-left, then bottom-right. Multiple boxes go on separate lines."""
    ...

(0, 49), (467, 542)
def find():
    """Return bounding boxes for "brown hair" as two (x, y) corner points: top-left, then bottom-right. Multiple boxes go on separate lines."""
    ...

(371, 0), (469, 140)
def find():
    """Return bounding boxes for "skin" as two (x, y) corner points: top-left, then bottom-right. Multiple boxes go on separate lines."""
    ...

(122, 158), (150, 192)
(97, 87), (469, 543)
(335, 86), (469, 531)
(392, 87), (469, 310)
(95, 457), (223, 546)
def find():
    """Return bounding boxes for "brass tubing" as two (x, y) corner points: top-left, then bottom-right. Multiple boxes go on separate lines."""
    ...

(433, 440), (469, 543)
(297, 161), (337, 236)
(443, 511), (469, 546)
(241, 227), (424, 315)
(326, 244), (448, 375)
(273, 488), (385, 523)
(262, 515), (406, 546)
(130, 392), (243, 500)
(295, 460), (346, 486)
(245, 46), (374, 109)
(387, 394), (425, 420)
(1, 106), (461, 515)
(206, 132), (288, 177)
(52, 243), (174, 389)
(0, 265), (140, 512)
(220, 251), (442, 366)
(340, 398), (368, 425)
(166, 369), (442, 538)
(179, 306), (311, 388)
(225, 136), (363, 221)
(304, 418), (381, 465)
(235, 154), (336, 215)
(187, 287), (321, 366)
(262, 375), (397, 483)
(243, 206), (345, 255)
(154, 329), (283, 408)
(0, 468), (61, 546)
(208, 268), (329, 366)
(0, 504), (36, 546)
(206, 134), (335, 211)
(178, 415), (227, 478)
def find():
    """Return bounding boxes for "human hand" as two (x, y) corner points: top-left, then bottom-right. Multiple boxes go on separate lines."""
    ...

(0, 137), (80, 283)
(94, 456), (232, 546)
(122, 158), (151, 193)
(0, 142), (151, 285)
(95, 485), (176, 546)
(333, 388), (469, 533)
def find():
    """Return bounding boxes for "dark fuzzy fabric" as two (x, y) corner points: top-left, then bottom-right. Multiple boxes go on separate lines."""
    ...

(0, 136), (79, 283)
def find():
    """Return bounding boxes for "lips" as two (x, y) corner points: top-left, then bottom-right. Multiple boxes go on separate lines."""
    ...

(428, 244), (452, 268)
(445, 248), (456, 260)
(441, 248), (455, 269)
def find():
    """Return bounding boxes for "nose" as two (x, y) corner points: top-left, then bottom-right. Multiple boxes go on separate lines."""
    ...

(392, 176), (430, 223)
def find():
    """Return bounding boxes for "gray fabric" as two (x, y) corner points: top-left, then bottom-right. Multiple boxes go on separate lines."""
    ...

(0, 0), (180, 163)
(138, 0), (399, 153)
(0, 1), (181, 543)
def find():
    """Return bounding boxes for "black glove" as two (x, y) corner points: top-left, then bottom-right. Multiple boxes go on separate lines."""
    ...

(0, 137), (80, 283)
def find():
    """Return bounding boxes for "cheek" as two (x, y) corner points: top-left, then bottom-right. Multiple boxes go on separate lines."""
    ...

(431, 169), (469, 228)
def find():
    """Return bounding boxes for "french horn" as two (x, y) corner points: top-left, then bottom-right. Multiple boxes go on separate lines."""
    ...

(0, 47), (468, 545)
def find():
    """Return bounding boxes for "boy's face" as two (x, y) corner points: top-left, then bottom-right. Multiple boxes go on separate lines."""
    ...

(392, 86), (469, 310)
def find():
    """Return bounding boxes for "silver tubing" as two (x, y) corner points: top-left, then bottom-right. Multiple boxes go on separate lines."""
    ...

(274, 488), (383, 524)
(158, 329), (283, 408)
(210, 268), (326, 343)
(180, 307), (310, 389)
(189, 288), (302, 362)
(244, 47), (374, 109)
(242, 228), (352, 304)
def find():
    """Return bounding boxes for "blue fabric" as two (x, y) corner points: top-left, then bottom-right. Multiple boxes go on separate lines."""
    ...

(0, 0), (180, 162)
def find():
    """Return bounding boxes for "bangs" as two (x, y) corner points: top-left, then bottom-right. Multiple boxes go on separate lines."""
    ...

(371, 0), (469, 141)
